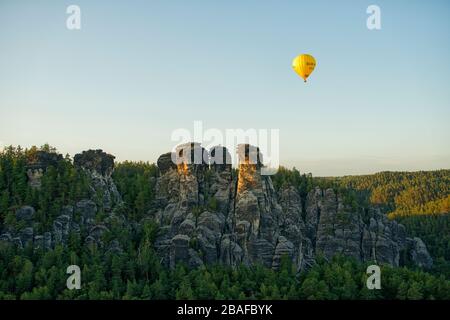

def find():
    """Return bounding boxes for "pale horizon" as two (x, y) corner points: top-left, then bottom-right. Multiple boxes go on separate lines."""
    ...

(1, 1), (449, 176)
(0, 141), (448, 177)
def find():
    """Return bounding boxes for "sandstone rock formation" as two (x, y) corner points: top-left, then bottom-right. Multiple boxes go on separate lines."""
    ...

(74, 149), (116, 176)
(151, 143), (433, 271)
(1, 149), (126, 253)
(26, 150), (64, 188)
(0, 145), (433, 272)
(74, 149), (121, 211)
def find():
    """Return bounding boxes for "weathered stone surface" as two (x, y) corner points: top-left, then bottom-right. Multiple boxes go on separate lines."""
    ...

(89, 225), (109, 240)
(20, 227), (34, 246)
(13, 237), (23, 249)
(26, 169), (44, 188)
(33, 232), (52, 250)
(53, 214), (74, 245)
(26, 151), (64, 188)
(27, 150), (63, 169)
(170, 234), (191, 268)
(178, 219), (196, 237)
(157, 152), (176, 175)
(74, 149), (115, 176)
(16, 206), (35, 222)
(311, 188), (363, 262)
(85, 225), (109, 248)
(210, 146), (232, 173)
(43, 232), (52, 250)
(188, 248), (204, 268)
(150, 143), (433, 272)
(272, 236), (294, 269)
(219, 236), (243, 267)
(90, 171), (122, 212)
(278, 186), (314, 270)
(409, 237), (433, 269)
(76, 200), (97, 226)
(175, 142), (209, 169)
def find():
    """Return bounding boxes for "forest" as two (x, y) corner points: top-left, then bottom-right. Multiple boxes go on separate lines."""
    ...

(0, 145), (449, 299)
(313, 170), (450, 218)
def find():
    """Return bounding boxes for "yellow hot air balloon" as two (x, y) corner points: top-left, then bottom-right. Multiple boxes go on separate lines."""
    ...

(292, 54), (316, 82)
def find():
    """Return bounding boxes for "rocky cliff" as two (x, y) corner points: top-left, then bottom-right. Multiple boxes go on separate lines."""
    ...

(0, 145), (433, 272)
(150, 143), (433, 271)
(0, 149), (126, 254)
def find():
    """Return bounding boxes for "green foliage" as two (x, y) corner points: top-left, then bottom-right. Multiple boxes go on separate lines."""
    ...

(272, 167), (313, 214)
(112, 161), (158, 221)
(2, 236), (448, 300)
(396, 214), (450, 278)
(207, 197), (218, 211)
(315, 170), (449, 217)
(0, 145), (90, 231)
(273, 167), (313, 197)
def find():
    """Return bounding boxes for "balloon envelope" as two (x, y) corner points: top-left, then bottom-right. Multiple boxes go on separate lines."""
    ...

(292, 54), (316, 82)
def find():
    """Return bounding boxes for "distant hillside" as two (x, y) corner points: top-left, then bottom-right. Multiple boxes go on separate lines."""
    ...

(310, 170), (450, 218)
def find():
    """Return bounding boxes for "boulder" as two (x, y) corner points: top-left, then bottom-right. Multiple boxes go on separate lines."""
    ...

(409, 237), (433, 269)
(157, 152), (176, 175)
(16, 206), (35, 222)
(74, 149), (115, 176)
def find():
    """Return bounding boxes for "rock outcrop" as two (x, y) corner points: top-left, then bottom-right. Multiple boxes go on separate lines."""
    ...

(0, 145), (433, 272)
(74, 149), (121, 211)
(26, 151), (64, 188)
(151, 143), (433, 271)
(304, 187), (429, 267)
(74, 149), (115, 176)
(1, 149), (126, 253)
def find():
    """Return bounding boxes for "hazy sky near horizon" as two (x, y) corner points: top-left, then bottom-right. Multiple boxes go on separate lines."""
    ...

(0, 0), (449, 176)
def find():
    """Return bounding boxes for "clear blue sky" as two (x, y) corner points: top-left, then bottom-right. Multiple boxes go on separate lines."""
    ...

(1, 0), (449, 176)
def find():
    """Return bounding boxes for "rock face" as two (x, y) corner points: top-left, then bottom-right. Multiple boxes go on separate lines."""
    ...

(408, 237), (433, 269)
(74, 149), (115, 176)
(1, 149), (126, 253)
(16, 206), (35, 222)
(305, 187), (418, 267)
(0, 145), (433, 272)
(26, 151), (64, 188)
(74, 149), (121, 211)
(157, 152), (176, 175)
(151, 143), (433, 271)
